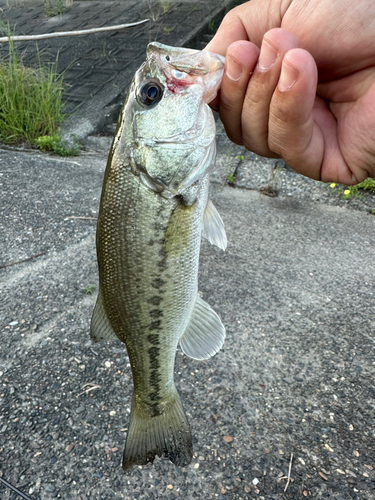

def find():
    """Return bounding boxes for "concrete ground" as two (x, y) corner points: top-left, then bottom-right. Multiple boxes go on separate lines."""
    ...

(0, 1), (375, 500)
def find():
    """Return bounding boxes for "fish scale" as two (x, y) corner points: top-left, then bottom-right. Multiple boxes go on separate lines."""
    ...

(90, 42), (227, 470)
(98, 165), (207, 399)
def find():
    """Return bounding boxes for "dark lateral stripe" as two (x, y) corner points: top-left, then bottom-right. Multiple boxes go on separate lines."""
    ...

(151, 278), (166, 289)
(149, 309), (163, 319)
(148, 296), (163, 306)
(149, 320), (162, 330)
(147, 333), (159, 345)
(148, 345), (162, 411)
(157, 259), (168, 270)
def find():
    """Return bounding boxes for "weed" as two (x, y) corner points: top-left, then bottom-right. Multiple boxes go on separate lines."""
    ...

(329, 178), (375, 199)
(146, 0), (164, 21)
(163, 25), (176, 34)
(81, 284), (96, 295)
(207, 18), (215, 34)
(371, 209), (375, 215)
(43, 0), (64, 16)
(35, 135), (80, 156)
(190, 6), (199, 12)
(357, 177), (375, 192)
(160, 1), (170, 13)
(235, 155), (244, 161)
(227, 173), (234, 184)
(0, 25), (65, 147)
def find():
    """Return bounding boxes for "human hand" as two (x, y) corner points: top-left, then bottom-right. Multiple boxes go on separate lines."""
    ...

(206, 0), (375, 184)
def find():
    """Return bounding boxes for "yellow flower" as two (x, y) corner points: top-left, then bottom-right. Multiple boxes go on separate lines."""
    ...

(344, 189), (350, 195)
(330, 183), (336, 188)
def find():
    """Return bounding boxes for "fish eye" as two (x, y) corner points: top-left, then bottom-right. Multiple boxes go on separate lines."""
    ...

(138, 81), (163, 107)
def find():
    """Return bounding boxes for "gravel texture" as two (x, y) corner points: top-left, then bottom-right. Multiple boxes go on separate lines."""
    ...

(0, 2), (374, 496)
(1, 145), (374, 500)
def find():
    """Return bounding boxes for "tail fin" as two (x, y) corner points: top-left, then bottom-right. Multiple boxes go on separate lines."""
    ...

(122, 391), (192, 470)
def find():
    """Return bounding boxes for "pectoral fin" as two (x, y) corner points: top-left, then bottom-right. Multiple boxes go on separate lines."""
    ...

(90, 290), (118, 343)
(179, 295), (225, 360)
(202, 199), (227, 250)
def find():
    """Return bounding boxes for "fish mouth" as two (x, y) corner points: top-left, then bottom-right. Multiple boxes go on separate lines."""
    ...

(147, 42), (224, 76)
(146, 42), (224, 104)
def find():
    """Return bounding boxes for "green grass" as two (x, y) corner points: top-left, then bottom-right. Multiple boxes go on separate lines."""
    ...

(0, 28), (67, 151)
(207, 19), (215, 34)
(160, 1), (170, 13)
(43, 0), (64, 16)
(329, 178), (375, 200)
(35, 135), (80, 156)
(81, 284), (96, 295)
(163, 25), (176, 34)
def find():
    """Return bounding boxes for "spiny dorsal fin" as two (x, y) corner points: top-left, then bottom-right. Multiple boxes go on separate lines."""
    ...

(179, 295), (225, 360)
(90, 290), (118, 343)
(202, 199), (227, 250)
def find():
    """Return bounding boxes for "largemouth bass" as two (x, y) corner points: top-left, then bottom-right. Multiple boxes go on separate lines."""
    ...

(90, 42), (227, 470)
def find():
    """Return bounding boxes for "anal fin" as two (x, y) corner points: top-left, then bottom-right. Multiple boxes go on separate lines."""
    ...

(202, 199), (227, 250)
(179, 295), (225, 360)
(90, 290), (118, 343)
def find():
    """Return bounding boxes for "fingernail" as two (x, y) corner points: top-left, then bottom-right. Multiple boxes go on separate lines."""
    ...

(226, 54), (242, 81)
(258, 40), (277, 70)
(278, 60), (299, 91)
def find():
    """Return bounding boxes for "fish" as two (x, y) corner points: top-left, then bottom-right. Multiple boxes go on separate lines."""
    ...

(90, 42), (227, 470)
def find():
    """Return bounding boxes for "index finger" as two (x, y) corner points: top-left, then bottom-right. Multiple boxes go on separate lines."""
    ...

(206, 7), (250, 56)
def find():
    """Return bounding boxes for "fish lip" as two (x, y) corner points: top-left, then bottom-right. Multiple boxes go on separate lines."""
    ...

(147, 42), (224, 77)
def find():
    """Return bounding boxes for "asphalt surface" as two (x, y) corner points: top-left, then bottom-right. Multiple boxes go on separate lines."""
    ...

(1, 1), (375, 500)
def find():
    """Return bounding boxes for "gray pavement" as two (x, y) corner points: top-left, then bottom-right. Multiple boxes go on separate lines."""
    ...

(1, 1), (375, 500)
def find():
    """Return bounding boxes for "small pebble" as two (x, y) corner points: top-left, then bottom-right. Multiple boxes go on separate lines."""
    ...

(105, 361), (112, 368)
(167, 485), (173, 490)
(65, 444), (74, 452)
(109, 410), (116, 416)
(252, 478), (259, 485)
(223, 435), (233, 443)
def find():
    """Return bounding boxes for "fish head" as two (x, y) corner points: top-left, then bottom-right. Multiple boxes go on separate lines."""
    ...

(114, 43), (224, 198)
